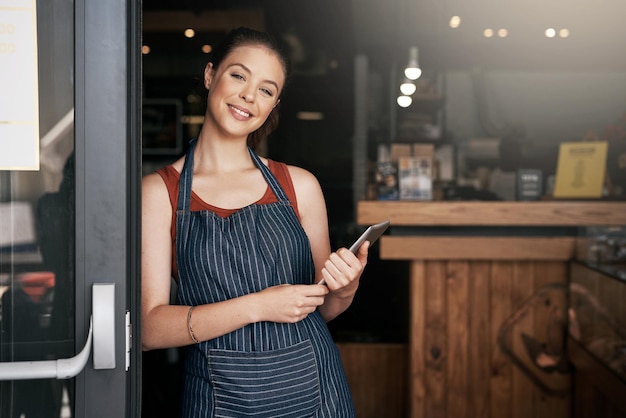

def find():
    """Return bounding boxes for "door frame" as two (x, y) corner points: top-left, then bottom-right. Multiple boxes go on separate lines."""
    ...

(73, 0), (141, 416)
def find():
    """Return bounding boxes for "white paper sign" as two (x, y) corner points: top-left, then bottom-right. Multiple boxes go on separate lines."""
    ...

(0, 201), (36, 247)
(0, 0), (39, 170)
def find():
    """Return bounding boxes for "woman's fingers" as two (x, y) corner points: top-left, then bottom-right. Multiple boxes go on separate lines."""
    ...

(259, 284), (329, 323)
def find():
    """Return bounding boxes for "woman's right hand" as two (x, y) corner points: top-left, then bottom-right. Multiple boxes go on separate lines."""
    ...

(256, 284), (329, 323)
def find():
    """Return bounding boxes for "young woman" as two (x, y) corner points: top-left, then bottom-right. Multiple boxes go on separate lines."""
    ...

(141, 27), (368, 417)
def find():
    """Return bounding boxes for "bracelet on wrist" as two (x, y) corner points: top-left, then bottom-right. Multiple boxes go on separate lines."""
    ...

(187, 306), (200, 344)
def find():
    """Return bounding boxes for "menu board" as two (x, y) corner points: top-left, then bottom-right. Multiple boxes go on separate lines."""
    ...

(0, 0), (39, 170)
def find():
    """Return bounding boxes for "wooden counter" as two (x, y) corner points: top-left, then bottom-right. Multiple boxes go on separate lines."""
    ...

(357, 201), (626, 226)
(356, 201), (626, 418)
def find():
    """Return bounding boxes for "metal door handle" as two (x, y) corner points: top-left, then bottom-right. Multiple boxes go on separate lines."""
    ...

(0, 283), (115, 380)
(92, 283), (116, 369)
(0, 318), (93, 380)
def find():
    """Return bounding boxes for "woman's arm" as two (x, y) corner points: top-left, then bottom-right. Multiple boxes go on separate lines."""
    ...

(289, 166), (368, 322)
(141, 172), (329, 350)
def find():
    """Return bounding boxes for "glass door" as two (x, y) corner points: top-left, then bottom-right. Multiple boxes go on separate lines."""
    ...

(0, 0), (141, 417)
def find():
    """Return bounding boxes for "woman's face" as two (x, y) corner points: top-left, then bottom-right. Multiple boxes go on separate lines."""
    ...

(204, 45), (285, 140)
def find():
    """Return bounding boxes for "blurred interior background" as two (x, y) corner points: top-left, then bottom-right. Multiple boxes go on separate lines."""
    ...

(139, 1), (626, 415)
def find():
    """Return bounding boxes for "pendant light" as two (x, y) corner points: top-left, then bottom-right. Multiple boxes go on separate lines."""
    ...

(404, 46), (422, 80)
(399, 78), (417, 96)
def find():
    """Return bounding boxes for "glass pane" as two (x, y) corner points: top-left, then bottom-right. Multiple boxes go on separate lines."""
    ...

(0, 0), (75, 417)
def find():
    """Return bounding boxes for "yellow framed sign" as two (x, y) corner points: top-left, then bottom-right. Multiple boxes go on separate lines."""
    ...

(553, 141), (608, 198)
(0, 0), (39, 170)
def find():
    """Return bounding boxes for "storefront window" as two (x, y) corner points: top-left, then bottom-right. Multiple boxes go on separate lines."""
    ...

(1, 0), (75, 416)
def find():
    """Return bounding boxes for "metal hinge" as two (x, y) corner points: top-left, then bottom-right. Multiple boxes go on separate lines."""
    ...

(125, 310), (131, 371)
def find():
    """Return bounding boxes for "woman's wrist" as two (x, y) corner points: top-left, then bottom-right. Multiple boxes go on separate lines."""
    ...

(187, 306), (200, 344)
(244, 292), (264, 324)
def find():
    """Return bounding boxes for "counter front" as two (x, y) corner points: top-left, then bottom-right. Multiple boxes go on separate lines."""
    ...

(356, 201), (626, 418)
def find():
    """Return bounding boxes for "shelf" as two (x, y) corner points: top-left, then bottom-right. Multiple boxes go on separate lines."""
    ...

(379, 236), (575, 260)
(357, 201), (626, 227)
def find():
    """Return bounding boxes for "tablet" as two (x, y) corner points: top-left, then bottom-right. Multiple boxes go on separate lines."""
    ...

(316, 220), (390, 285)
(349, 220), (390, 254)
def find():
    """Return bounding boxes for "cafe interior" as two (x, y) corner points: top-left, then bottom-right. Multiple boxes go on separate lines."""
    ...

(1, 0), (625, 416)
(137, 0), (626, 417)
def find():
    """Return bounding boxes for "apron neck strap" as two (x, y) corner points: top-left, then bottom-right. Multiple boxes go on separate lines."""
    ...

(247, 147), (290, 202)
(177, 139), (196, 212)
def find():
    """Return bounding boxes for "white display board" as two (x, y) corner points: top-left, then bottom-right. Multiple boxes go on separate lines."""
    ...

(0, 0), (39, 170)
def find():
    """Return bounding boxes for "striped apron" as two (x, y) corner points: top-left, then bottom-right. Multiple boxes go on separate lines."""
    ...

(175, 140), (355, 417)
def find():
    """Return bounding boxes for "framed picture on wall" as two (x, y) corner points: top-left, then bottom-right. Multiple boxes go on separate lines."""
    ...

(142, 98), (183, 155)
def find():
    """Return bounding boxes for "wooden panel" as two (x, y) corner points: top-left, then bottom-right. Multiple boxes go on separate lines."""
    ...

(446, 262), (470, 418)
(409, 261), (426, 418)
(407, 260), (571, 418)
(381, 237), (575, 260)
(533, 262), (571, 418)
(511, 262), (535, 418)
(424, 262), (447, 417)
(468, 262), (491, 418)
(336, 343), (408, 418)
(489, 262), (514, 417)
(357, 201), (626, 226)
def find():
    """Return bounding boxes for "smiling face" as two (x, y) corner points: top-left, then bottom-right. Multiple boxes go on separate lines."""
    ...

(204, 45), (286, 141)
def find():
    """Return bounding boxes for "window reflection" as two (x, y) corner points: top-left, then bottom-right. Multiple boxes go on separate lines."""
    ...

(0, 0), (75, 416)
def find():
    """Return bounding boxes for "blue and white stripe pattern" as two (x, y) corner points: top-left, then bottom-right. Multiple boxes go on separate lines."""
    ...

(175, 140), (355, 417)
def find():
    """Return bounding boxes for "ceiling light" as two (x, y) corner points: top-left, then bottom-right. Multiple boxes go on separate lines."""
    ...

(449, 16), (461, 29)
(497, 28), (508, 38)
(201, 44), (212, 54)
(400, 79), (417, 96)
(545, 28), (556, 38)
(184, 28), (195, 38)
(559, 28), (570, 38)
(397, 95), (412, 108)
(483, 28), (494, 38)
(141, 45), (151, 55)
(404, 46), (422, 80)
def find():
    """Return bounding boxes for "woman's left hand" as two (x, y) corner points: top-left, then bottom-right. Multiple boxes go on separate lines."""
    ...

(319, 241), (369, 299)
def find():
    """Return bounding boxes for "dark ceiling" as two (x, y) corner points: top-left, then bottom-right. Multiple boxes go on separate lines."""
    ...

(142, 0), (626, 73)
(140, 0), (626, 143)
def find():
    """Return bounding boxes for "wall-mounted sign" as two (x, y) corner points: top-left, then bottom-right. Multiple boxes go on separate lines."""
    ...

(0, 0), (39, 170)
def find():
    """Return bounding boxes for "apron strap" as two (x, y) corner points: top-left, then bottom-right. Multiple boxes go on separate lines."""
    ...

(177, 139), (196, 212)
(247, 147), (290, 203)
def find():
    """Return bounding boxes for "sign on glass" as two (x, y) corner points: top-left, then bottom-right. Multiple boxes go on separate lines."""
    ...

(0, 0), (39, 170)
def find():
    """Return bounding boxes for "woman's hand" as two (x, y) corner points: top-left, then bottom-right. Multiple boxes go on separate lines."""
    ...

(320, 241), (369, 299)
(256, 283), (329, 323)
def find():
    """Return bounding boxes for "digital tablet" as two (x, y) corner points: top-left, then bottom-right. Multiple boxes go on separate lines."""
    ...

(348, 220), (390, 254)
(316, 220), (390, 285)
